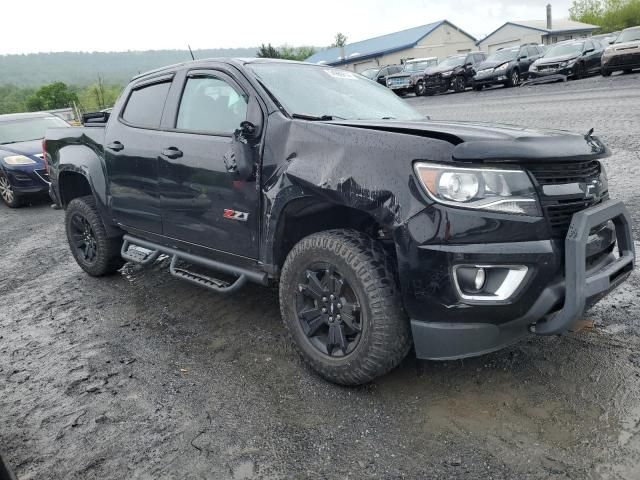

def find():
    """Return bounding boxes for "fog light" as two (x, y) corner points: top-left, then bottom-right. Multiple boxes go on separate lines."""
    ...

(474, 268), (486, 291)
(453, 265), (528, 302)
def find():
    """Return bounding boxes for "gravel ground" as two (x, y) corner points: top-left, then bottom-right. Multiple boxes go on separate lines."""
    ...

(2, 72), (640, 480)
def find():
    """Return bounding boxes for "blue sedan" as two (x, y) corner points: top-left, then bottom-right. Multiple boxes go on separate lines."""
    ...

(0, 112), (69, 207)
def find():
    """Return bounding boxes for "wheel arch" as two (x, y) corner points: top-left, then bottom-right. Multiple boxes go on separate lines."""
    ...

(264, 195), (394, 274)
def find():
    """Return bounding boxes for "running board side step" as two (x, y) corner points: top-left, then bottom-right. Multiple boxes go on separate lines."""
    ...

(169, 256), (247, 294)
(120, 234), (268, 294)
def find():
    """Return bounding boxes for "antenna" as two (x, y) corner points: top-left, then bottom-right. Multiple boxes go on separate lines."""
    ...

(188, 45), (195, 61)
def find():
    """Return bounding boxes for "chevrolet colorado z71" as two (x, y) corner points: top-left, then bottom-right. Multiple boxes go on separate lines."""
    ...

(46, 59), (635, 385)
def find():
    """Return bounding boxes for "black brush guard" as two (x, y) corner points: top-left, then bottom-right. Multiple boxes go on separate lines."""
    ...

(532, 200), (635, 335)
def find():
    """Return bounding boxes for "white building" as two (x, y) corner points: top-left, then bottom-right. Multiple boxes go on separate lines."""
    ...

(306, 20), (477, 73)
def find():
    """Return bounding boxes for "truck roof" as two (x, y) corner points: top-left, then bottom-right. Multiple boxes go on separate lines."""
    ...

(130, 57), (310, 82)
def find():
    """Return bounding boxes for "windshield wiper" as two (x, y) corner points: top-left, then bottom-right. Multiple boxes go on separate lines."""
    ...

(292, 113), (346, 121)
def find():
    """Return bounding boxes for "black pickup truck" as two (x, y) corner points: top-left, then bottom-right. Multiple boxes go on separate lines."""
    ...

(45, 59), (635, 385)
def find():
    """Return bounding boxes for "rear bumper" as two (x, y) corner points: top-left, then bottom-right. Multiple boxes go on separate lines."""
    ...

(409, 200), (635, 360)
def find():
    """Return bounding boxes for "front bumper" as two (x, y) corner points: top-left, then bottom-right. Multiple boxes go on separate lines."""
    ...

(2, 165), (50, 194)
(405, 200), (635, 360)
(602, 55), (640, 72)
(423, 76), (452, 93)
(473, 71), (508, 87)
(529, 65), (574, 78)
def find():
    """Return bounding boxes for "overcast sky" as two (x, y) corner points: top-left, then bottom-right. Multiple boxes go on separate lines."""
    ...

(0, 0), (572, 55)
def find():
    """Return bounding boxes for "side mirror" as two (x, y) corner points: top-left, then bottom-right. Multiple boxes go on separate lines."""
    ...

(585, 48), (595, 54)
(465, 62), (473, 67)
(225, 96), (263, 180)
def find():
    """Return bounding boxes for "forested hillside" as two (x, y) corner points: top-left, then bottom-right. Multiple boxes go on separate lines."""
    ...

(0, 48), (258, 87)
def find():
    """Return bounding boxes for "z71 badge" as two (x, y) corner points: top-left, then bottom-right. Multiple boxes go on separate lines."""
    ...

(223, 209), (249, 221)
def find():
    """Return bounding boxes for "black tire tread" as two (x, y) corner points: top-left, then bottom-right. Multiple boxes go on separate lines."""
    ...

(65, 196), (124, 276)
(279, 229), (411, 385)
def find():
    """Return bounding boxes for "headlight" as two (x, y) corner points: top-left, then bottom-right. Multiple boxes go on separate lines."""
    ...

(530, 64), (538, 71)
(3, 155), (36, 165)
(494, 63), (509, 72)
(414, 162), (541, 216)
(603, 48), (613, 57)
(441, 71), (453, 78)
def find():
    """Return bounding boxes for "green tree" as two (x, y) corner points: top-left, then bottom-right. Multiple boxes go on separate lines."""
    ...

(331, 33), (348, 48)
(278, 45), (317, 61)
(26, 82), (78, 111)
(570, 0), (640, 32)
(256, 43), (281, 58)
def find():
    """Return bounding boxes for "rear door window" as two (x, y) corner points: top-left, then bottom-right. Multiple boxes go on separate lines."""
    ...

(121, 81), (171, 128)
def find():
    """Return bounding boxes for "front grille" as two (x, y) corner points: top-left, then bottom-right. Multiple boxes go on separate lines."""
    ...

(526, 160), (600, 184)
(525, 161), (604, 238)
(388, 76), (410, 86)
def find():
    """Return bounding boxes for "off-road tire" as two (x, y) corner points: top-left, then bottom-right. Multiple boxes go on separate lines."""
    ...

(279, 229), (412, 385)
(0, 171), (23, 208)
(65, 195), (124, 276)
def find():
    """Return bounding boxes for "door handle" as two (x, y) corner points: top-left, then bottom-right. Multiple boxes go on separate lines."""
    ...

(106, 141), (124, 152)
(161, 147), (183, 159)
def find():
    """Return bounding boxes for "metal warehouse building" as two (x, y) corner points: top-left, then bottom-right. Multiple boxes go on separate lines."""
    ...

(477, 6), (599, 53)
(305, 20), (477, 72)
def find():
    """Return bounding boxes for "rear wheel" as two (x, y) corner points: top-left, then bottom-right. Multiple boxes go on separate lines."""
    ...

(279, 230), (411, 385)
(65, 196), (124, 276)
(506, 69), (520, 87)
(0, 172), (23, 208)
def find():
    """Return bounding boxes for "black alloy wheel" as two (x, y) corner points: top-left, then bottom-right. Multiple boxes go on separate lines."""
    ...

(415, 81), (426, 96)
(296, 264), (362, 357)
(69, 212), (99, 264)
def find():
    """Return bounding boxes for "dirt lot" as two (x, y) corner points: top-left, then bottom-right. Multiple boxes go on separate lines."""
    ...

(2, 72), (640, 480)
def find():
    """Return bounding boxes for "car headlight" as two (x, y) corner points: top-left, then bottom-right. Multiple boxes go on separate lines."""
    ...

(3, 155), (36, 165)
(441, 71), (453, 78)
(530, 64), (538, 71)
(414, 162), (541, 216)
(494, 63), (509, 72)
(603, 48), (614, 57)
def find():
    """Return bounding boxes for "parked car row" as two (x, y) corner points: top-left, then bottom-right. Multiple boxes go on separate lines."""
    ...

(370, 25), (640, 97)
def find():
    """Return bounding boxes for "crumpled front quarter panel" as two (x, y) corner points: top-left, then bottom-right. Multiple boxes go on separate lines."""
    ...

(260, 116), (455, 264)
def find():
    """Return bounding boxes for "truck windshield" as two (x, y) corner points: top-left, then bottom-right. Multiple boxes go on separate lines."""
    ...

(0, 116), (69, 144)
(248, 63), (424, 121)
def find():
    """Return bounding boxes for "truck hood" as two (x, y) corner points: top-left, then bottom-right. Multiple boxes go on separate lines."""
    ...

(328, 119), (609, 163)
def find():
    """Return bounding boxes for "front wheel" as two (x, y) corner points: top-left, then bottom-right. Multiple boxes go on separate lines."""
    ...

(0, 172), (23, 208)
(453, 76), (466, 93)
(414, 81), (426, 96)
(573, 62), (585, 79)
(602, 68), (612, 77)
(65, 196), (125, 276)
(279, 230), (411, 385)
(506, 70), (520, 87)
